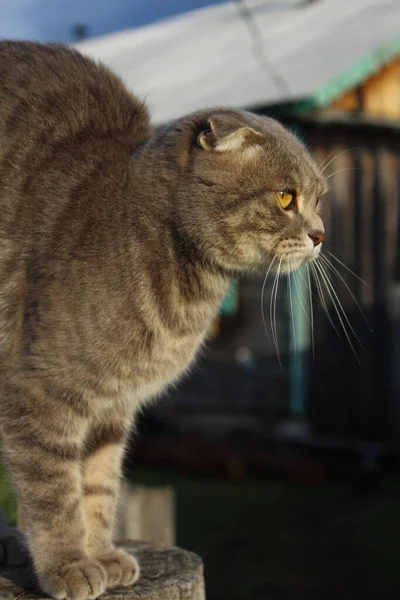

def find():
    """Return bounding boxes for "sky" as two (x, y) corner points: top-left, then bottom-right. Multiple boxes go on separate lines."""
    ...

(0, 0), (226, 42)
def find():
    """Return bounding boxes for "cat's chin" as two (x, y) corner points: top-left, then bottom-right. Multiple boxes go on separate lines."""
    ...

(270, 253), (320, 274)
(280, 260), (303, 274)
(281, 246), (323, 273)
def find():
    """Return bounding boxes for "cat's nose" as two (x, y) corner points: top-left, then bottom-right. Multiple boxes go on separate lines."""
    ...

(309, 230), (325, 247)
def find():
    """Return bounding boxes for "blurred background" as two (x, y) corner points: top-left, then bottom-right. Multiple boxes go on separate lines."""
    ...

(1, 1), (400, 598)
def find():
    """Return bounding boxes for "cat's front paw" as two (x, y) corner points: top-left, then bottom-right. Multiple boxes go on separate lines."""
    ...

(96, 548), (140, 588)
(39, 558), (107, 600)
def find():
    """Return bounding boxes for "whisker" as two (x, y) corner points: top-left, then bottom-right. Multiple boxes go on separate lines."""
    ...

(288, 264), (297, 356)
(320, 147), (357, 175)
(314, 260), (357, 352)
(292, 266), (312, 325)
(270, 258), (282, 368)
(327, 251), (373, 290)
(296, 262), (318, 301)
(275, 260), (282, 364)
(325, 167), (359, 182)
(314, 259), (362, 363)
(324, 245), (360, 269)
(260, 256), (276, 344)
(306, 264), (315, 361)
(319, 150), (336, 172)
(319, 253), (369, 326)
(270, 261), (279, 359)
(311, 262), (341, 340)
(292, 264), (315, 357)
(275, 259), (283, 368)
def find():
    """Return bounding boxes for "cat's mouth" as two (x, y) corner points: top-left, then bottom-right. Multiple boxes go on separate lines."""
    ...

(275, 244), (322, 273)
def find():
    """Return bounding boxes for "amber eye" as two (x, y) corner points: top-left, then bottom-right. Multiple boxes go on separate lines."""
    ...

(276, 190), (294, 209)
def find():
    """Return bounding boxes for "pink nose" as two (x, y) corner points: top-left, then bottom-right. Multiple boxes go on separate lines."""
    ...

(309, 230), (325, 247)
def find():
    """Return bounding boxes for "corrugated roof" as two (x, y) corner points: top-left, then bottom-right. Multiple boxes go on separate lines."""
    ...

(76, 0), (400, 124)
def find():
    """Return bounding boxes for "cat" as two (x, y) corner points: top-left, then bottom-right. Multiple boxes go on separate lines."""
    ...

(0, 41), (326, 600)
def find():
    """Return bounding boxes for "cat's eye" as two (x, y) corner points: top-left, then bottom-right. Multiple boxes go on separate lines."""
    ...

(276, 190), (295, 210)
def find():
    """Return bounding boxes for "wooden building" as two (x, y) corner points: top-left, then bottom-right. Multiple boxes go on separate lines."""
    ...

(79, 1), (400, 461)
(331, 57), (400, 119)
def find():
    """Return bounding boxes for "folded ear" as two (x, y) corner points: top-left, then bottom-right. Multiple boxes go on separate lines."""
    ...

(197, 116), (264, 154)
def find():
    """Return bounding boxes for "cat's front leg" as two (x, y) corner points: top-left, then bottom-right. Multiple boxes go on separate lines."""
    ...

(1, 382), (107, 600)
(82, 418), (139, 589)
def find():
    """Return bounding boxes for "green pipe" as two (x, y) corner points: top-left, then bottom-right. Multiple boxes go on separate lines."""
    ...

(288, 264), (311, 417)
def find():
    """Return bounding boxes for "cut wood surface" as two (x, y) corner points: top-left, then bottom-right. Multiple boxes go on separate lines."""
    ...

(0, 540), (205, 599)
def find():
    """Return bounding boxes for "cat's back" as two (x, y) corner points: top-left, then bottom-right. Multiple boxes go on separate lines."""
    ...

(0, 42), (151, 363)
(0, 41), (150, 236)
(0, 41), (149, 155)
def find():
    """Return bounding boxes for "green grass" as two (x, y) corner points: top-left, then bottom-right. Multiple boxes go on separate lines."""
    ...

(339, 475), (400, 590)
(1, 455), (398, 599)
(0, 459), (17, 525)
(129, 466), (400, 600)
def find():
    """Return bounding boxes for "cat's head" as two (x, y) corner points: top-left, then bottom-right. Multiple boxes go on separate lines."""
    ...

(167, 109), (327, 274)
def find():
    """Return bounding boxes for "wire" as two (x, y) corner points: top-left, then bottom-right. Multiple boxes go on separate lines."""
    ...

(234, 0), (291, 97)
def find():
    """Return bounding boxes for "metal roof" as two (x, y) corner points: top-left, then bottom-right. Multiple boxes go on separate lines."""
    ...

(76, 0), (400, 124)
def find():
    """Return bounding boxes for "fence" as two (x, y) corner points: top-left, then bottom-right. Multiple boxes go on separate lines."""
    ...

(299, 116), (400, 447)
(141, 115), (400, 454)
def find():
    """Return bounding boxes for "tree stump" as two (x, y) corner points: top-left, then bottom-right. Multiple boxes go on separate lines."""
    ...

(0, 540), (205, 599)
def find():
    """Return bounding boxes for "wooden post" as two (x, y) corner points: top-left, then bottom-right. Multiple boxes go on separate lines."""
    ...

(117, 482), (175, 545)
(0, 540), (205, 599)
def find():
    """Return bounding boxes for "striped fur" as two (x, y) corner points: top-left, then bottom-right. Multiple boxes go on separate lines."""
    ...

(0, 41), (326, 600)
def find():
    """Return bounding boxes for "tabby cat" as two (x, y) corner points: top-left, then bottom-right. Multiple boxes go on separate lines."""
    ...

(0, 41), (326, 599)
